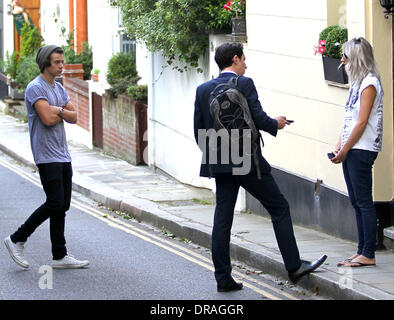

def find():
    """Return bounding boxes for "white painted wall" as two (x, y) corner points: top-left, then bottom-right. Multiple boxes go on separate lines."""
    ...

(148, 49), (212, 190)
(244, 0), (366, 194)
(148, 34), (243, 192)
(86, 1), (149, 86)
(136, 41), (149, 85)
(148, 0), (371, 201)
(147, 34), (247, 210)
(39, 0), (125, 88)
(87, 0), (119, 87)
(40, 0), (69, 47)
(2, 0), (15, 58)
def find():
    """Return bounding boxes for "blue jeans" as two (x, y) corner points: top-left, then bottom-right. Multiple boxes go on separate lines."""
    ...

(342, 149), (378, 259)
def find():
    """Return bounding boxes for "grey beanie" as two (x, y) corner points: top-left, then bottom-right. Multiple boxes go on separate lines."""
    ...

(36, 45), (62, 71)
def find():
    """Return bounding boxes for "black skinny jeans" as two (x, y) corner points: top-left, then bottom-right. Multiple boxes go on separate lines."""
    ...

(11, 162), (72, 260)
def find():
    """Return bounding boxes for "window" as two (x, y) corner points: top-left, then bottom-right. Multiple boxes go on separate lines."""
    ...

(120, 33), (136, 54)
(118, 8), (136, 54)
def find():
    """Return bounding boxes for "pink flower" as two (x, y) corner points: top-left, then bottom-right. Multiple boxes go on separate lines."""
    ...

(319, 40), (326, 46)
(224, 1), (232, 11)
(319, 46), (326, 53)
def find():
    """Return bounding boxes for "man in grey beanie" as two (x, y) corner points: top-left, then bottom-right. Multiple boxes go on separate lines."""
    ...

(4, 45), (90, 269)
(36, 44), (61, 72)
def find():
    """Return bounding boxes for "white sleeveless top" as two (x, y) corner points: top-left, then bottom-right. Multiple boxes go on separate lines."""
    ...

(341, 74), (384, 152)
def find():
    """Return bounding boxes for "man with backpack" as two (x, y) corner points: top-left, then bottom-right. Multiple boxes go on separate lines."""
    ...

(194, 42), (327, 292)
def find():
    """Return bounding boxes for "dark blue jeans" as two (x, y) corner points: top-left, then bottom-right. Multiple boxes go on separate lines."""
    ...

(11, 162), (72, 260)
(213, 172), (301, 285)
(342, 149), (378, 259)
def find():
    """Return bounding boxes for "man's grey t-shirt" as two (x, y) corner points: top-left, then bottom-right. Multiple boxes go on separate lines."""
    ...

(25, 75), (72, 165)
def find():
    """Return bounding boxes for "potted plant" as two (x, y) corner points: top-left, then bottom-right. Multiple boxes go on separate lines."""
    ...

(2, 51), (19, 88)
(315, 25), (348, 84)
(61, 31), (93, 80)
(92, 68), (100, 82)
(1, 23), (42, 99)
(223, 0), (246, 37)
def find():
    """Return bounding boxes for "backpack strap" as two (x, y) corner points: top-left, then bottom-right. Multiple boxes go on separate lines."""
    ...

(229, 76), (239, 87)
(210, 76), (240, 97)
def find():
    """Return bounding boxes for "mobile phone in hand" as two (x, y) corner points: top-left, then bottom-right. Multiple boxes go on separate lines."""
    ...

(287, 120), (294, 123)
(327, 152), (335, 160)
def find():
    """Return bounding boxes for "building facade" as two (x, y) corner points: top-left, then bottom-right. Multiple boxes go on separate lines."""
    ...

(146, 0), (393, 241)
(1, 0), (392, 243)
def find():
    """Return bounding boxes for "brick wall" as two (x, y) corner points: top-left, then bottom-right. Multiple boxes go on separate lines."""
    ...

(102, 94), (146, 165)
(63, 77), (90, 132)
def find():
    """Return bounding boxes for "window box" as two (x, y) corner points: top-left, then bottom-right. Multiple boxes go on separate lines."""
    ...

(322, 56), (348, 84)
(232, 17), (246, 37)
(9, 87), (25, 100)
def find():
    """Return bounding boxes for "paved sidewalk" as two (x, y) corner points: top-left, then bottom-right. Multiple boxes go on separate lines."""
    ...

(0, 107), (393, 300)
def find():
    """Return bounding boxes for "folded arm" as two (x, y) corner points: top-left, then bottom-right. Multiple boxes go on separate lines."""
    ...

(35, 99), (78, 126)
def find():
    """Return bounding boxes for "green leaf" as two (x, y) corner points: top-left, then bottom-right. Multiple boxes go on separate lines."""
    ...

(110, 0), (233, 72)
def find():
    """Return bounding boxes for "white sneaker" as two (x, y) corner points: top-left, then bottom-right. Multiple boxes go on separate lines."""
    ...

(52, 254), (89, 269)
(4, 236), (29, 269)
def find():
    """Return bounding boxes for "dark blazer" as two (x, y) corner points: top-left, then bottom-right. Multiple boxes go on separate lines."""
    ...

(194, 72), (278, 178)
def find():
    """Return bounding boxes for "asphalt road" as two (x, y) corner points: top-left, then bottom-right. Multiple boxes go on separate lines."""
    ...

(0, 151), (316, 304)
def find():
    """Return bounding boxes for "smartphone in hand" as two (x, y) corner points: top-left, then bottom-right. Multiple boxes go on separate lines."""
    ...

(327, 152), (335, 160)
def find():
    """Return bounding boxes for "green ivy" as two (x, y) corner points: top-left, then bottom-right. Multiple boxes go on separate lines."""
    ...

(110, 0), (234, 72)
(206, 3), (232, 32)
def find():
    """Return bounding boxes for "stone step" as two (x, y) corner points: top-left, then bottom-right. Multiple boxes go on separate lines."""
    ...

(383, 226), (394, 251)
(384, 226), (394, 240)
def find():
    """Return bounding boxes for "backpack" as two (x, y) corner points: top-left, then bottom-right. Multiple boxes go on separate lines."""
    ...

(209, 76), (264, 179)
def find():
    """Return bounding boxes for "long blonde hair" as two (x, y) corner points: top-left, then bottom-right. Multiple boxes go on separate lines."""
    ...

(342, 37), (381, 88)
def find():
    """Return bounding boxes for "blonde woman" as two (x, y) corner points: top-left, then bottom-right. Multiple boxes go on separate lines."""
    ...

(331, 37), (383, 267)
